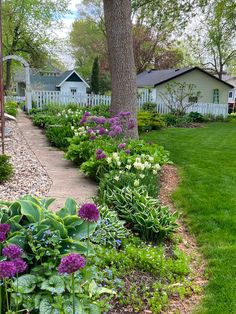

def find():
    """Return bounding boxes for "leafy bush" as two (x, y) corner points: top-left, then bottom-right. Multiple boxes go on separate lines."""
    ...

(188, 111), (204, 122)
(103, 186), (178, 242)
(91, 205), (130, 247)
(142, 101), (157, 112)
(138, 111), (166, 132)
(5, 101), (18, 117)
(163, 113), (192, 127)
(0, 154), (13, 183)
(45, 125), (74, 149)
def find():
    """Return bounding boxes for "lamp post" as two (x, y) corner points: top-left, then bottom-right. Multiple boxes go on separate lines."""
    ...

(0, 0), (4, 154)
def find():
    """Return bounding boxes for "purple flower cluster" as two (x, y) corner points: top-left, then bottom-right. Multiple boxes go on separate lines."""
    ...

(3, 244), (23, 259)
(97, 126), (107, 135)
(80, 112), (91, 125)
(96, 149), (107, 160)
(0, 261), (16, 279)
(118, 111), (131, 117)
(91, 116), (107, 124)
(128, 117), (136, 130)
(0, 224), (10, 243)
(58, 253), (86, 274)
(118, 143), (126, 149)
(0, 244), (27, 278)
(78, 203), (100, 222)
(125, 149), (131, 155)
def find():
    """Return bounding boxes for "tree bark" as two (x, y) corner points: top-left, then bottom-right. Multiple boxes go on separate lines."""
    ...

(5, 59), (11, 91)
(103, 0), (138, 138)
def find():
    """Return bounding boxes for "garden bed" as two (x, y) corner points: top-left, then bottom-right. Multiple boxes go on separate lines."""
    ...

(0, 120), (52, 200)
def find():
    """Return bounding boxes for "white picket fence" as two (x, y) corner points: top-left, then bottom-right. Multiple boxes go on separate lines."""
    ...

(4, 96), (25, 103)
(32, 91), (111, 108)
(31, 90), (228, 117)
(156, 102), (228, 116)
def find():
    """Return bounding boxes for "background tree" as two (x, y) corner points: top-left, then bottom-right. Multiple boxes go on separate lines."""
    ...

(184, 0), (236, 79)
(160, 82), (201, 116)
(90, 57), (100, 94)
(103, 0), (138, 138)
(2, 0), (69, 90)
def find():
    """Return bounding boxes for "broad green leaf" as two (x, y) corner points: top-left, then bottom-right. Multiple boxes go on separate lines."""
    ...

(63, 215), (83, 228)
(65, 197), (77, 215)
(41, 198), (55, 209)
(60, 239), (87, 254)
(7, 234), (26, 249)
(41, 275), (65, 294)
(89, 303), (102, 314)
(56, 207), (68, 218)
(13, 274), (38, 293)
(39, 297), (57, 314)
(18, 200), (43, 223)
(73, 221), (97, 240)
(43, 216), (68, 239)
(9, 201), (21, 216)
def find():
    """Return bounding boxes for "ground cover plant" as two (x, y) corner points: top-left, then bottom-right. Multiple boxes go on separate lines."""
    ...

(142, 121), (236, 314)
(0, 155), (13, 183)
(5, 101), (18, 117)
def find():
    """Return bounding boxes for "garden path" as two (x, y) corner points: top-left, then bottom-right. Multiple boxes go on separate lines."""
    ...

(17, 112), (97, 210)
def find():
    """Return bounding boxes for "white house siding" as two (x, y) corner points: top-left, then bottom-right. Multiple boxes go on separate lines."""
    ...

(60, 81), (87, 94)
(155, 69), (231, 105)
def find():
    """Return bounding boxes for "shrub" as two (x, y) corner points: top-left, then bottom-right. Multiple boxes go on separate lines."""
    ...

(5, 101), (17, 117)
(138, 111), (166, 132)
(45, 125), (74, 149)
(188, 111), (204, 122)
(142, 102), (157, 112)
(0, 155), (13, 183)
(103, 186), (178, 242)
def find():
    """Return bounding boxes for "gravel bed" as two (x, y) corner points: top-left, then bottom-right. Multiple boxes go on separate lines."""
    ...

(0, 120), (52, 200)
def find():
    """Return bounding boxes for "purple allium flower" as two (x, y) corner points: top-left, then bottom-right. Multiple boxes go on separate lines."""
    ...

(97, 126), (106, 135)
(80, 112), (91, 125)
(78, 203), (100, 222)
(90, 135), (96, 140)
(118, 143), (126, 149)
(0, 261), (16, 279)
(92, 117), (106, 124)
(118, 111), (131, 117)
(125, 149), (131, 155)
(87, 128), (95, 135)
(3, 244), (23, 259)
(109, 117), (120, 125)
(128, 118), (136, 130)
(0, 232), (6, 242)
(96, 153), (107, 160)
(58, 253), (86, 274)
(108, 130), (116, 137)
(13, 258), (27, 274)
(0, 224), (10, 234)
(96, 149), (103, 155)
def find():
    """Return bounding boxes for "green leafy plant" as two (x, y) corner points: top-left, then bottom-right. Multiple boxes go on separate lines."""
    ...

(45, 125), (74, 149)
(104, 186), (178, 241)
(138, 111), (166, 132)
(0, 155), (13, 183)
(142, 101), (157, 112)
(5, 101), (18, 117)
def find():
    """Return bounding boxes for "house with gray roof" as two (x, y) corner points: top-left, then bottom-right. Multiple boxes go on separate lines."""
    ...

(137, 66), (234, 105)
(14, 69), (89, 96)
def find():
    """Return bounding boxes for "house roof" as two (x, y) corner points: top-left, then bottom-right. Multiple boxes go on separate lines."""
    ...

(137, 66), (234, 89)
(14, 69), (89, 90)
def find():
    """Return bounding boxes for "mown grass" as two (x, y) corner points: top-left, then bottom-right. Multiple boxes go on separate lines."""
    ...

(142, 121), (236, 314)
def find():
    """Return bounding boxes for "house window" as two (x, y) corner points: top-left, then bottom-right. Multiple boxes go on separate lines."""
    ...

(229, 91), (233, 98)
(70, 88), (77, 95)
(189, 96), (198, 103)
(213, 89), (219, 104)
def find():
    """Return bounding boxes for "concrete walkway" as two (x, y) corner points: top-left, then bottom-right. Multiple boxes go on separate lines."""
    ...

(17, 112), (97, 210)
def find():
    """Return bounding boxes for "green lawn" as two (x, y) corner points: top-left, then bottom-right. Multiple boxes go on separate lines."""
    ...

(142, 121), (236, 314)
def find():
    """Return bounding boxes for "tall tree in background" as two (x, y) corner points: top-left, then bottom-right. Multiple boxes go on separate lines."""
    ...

(90, 56), (99, 94)
(2, 0), (69, 90)
(103, 0), (138, 138)
(185, 0), (236, 78)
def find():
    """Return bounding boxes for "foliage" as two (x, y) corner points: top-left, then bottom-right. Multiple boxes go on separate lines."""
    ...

(138, 111), (166, 132)
(2, 0), (69, 88)
(188, 111), (204, 122)
(5, 101), (18, 117)
(103, 186), (178, 241)
(95, 238), (194, 313)
(90, 56), (100, 94)
(160, 82), (201, 116)
(0, 155), (14, 183)
(91, 204), (130, 247)
(45, 125), (74, 149)
(142, 101), (157, 112)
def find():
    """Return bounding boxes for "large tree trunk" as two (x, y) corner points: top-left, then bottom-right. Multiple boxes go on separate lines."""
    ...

(103, 0), (138, 138)
(5, 59), (12, 92)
